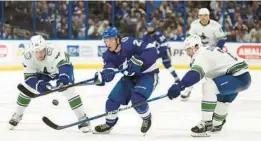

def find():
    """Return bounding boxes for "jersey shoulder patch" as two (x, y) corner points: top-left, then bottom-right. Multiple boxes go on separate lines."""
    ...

(121, 37), (129, 42)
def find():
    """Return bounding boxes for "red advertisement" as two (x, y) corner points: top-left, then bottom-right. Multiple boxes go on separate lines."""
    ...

(237, 45), (261, 59)
(0, 45), (8, 57)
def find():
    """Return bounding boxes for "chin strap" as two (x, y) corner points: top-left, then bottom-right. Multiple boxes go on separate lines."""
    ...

(114, 36), (121, 51)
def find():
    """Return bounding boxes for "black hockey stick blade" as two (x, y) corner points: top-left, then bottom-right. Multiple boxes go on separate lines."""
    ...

(42, 116), (60, 130)
(17, 83), (38, 98)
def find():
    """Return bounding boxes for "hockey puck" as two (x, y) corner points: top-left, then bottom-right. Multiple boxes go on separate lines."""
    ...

(52, 99), (59, 106)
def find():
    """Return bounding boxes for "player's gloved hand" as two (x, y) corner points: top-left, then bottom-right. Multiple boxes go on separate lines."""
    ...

(167, 81), (185, 100)
(123, 56), (143, 76)
(94, 71), (105, 86)
(56, 75), (70, 92)
(37, 81), (52, 93)
(94, 68), (116, 86)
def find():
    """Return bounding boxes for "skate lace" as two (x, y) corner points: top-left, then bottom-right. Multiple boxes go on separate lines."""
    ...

(196, 121), (206, 129)
(142, 120), (149, 128)
(100, 124), (110, 130)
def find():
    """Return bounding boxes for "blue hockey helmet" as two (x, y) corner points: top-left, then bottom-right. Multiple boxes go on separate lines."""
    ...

(102, 27), (119, 39)
(146, 22), (155, 28)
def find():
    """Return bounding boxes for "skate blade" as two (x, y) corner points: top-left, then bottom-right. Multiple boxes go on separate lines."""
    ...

(92, 130), (111, 134)
(80, 128), (92, 133)
(180, 97), (189, 102)
(9, 125), (15, 130)
(191, 132), (210, 137)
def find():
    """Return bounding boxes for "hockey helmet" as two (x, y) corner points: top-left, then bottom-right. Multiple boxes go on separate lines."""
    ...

(102, 27), (119, 39)
(184, 35), (202, 50)
(29, 35), (47, 52)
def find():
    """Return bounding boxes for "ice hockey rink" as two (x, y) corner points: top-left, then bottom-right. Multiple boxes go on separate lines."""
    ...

(1, 69), (261, 141)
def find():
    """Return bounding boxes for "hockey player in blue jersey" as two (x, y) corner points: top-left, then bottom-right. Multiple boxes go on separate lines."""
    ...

(93, 27), (159, 134)
(142, 23), (180, 82)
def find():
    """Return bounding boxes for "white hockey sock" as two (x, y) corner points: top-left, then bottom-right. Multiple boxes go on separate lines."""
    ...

(63, 88), (86, 120)
(202, 78), (219, 121)
(139, 105), (151, 119)
(213, 102), (228, 126)
(15, 93), (31, 115)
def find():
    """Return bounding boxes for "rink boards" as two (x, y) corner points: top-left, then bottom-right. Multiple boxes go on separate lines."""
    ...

(0, 40), (260, 71)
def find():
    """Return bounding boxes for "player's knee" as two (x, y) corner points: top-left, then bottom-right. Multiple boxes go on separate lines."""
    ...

(131, 93), (146, 104)
(202, 78), (220, 95)
(131, 93), (149, 114)
(106, 98), (120, 112)
(217, 93), (238, 103)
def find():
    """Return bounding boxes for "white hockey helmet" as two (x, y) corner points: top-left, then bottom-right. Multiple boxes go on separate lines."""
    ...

(29, 35), (47, 52)
(198, 8), (210, 16)
(184, 35), (202, 50)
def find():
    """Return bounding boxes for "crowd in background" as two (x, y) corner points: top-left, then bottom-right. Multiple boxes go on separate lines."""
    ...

(0, 1), (260, 42)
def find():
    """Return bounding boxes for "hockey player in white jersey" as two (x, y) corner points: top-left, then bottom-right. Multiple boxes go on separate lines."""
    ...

(9, 35), (91, 133)
(181, 8), (227, 101)
(167, 35), (251, 137)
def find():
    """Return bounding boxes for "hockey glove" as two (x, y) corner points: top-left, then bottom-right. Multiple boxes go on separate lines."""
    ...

(56, 74), (70, 92)
(123, 56), (143, 76)
(167, 81), (185, 100)
(94, 71), (105, 86)
(94, 68), (116, 86)
(37, 80), (52, 93)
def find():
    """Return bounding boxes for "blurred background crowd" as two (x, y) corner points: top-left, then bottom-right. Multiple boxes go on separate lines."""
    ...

(0, 1), (260, 42)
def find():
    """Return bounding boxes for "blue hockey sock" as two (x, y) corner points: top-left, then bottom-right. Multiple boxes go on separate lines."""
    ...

(131, 93), (151, 119)
(105, 99), (120, 126)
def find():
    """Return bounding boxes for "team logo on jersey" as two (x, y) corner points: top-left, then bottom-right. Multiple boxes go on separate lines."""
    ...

(200, 33), (209, 45)
(121, 37), (129, 42)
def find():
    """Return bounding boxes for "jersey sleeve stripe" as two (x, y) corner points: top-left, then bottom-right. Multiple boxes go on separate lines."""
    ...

(191, 65), (205, 79)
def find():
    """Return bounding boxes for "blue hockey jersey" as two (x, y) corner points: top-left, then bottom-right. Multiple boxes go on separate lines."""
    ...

(142, 30), (169, 49)
(102, 37), (159, 76)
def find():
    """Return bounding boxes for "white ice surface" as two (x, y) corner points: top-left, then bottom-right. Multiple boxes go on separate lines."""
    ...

(0, 70), (261, 141)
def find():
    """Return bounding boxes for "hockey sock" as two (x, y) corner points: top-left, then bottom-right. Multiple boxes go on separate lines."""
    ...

(213, 102), (228, 126)
(202, 100), (217, 121)
(16, 93), (31, 115)
(67, 95), (85, 120)
(106, 99), (120, 126)
(202, 78), (219, 121)
(131, 93), (151, 120)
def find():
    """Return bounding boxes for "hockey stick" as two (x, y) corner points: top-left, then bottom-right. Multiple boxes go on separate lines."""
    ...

(17, 69), (124, 98)
(42, 94), (167, 130)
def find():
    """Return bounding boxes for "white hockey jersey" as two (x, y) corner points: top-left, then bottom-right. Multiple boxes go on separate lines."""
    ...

(190, 47), (248, 79)
(189, 19), (226, 47)
(22, 44), (70, 79)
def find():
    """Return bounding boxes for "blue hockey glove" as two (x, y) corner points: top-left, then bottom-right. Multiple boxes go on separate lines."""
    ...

(94, 71), (105, 86)
(56, 74), (70, 92)
(94, 69), (116, 86)
(167, 81), (185, 100)
(37, 81), (52, 93)
(123, 56), (143, 76)
(56, 75), (70, 86)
